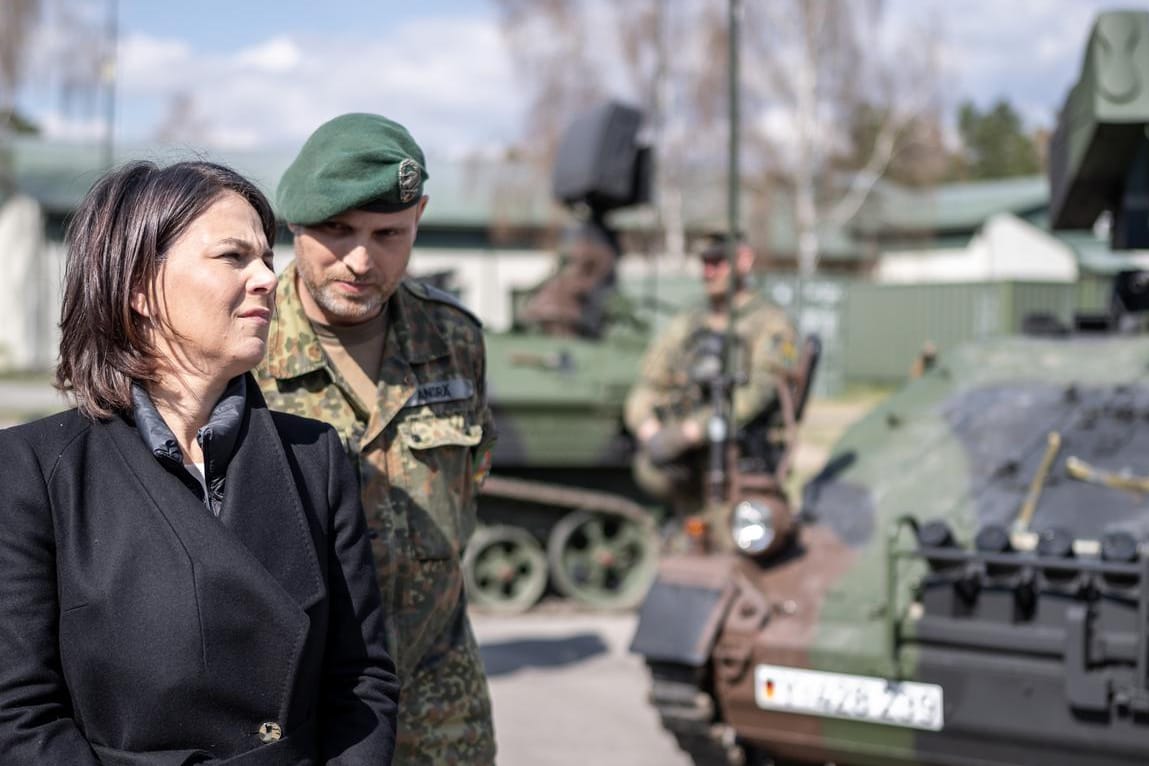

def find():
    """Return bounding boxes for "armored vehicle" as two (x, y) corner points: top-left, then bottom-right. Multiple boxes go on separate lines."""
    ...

(632, 10), (1149, 765)
(466, 102), (663, 613)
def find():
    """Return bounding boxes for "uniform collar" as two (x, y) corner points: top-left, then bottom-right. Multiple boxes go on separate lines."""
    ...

(264, 263), (449, 381)
(389, 281), (451, 364)
(264, 261), (330, 380)
(704, 289), (764, 324)
(732, 290), (766, 316)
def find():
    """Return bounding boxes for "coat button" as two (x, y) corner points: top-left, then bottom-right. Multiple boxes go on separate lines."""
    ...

(257, 722), (282, 744)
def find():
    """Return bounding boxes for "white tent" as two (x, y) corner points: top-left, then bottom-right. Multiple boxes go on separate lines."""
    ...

(876, 212), (1079, 284)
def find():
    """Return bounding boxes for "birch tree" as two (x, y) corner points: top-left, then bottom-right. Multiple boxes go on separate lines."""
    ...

(493, 0), (943, 279)
(734, 0), (943, 279)
(492, 0), (607, 170)
(497, 0), (717, 268)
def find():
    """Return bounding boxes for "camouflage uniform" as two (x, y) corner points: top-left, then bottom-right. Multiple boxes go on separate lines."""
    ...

(624, 291), (797, 502)
(257, 263), (496, 765)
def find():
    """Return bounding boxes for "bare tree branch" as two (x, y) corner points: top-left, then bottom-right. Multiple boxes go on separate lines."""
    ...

(490, 0), (945, 283)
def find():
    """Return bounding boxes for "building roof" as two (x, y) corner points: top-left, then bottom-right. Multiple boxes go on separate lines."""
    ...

(1056, 230), (1149, 274)
(14, 137), (1131, 273)
(9, 137), (566, 228)
(853, 175), (1049, 236)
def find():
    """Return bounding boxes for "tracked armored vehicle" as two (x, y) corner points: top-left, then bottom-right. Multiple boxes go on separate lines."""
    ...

(465, 102), (663, 613)
(632, 10), (1149, 765)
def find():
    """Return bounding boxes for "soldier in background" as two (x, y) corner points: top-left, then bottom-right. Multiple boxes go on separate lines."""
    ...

(624, 233), (797, 511)
(909, 340), (939, 379)
(257, 113), (496, 765)
(518, 219), (618, 338)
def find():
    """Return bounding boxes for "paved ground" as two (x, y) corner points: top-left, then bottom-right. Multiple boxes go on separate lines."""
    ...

(466, 394), (886, 765)
(472, 608), (693, 766)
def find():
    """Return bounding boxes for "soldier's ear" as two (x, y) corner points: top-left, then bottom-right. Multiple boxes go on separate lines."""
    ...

(414, 195), (429, 225)
(736, 244), (755, 274)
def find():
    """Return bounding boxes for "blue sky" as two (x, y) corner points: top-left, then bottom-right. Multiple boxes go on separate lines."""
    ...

(15, 0), (1149, 158)
(119, 1), (480, 47)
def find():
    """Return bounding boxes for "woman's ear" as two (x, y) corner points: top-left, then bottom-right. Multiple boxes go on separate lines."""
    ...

(130, 287), (151, 318)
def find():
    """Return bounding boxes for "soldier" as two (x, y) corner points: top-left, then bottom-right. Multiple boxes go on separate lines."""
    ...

(257, 113), (496, 765)
(624, 233), (797, 510)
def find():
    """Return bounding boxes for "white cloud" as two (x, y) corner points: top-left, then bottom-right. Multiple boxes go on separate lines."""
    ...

(119, 35), (195, 91)
(904, 0), (1136, 124)
(20, 0), (1149, 155)
(107, 16), (521, 156)
(36, 113), (106, 142)
(235, 37), (302, 74)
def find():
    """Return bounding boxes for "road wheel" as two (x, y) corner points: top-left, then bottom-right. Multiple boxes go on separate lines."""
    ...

(546, 510), (658, 610)
(463, 524), (548, 613)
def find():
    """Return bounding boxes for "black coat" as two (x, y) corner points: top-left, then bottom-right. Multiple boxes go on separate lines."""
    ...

(0, 384), (398, 765)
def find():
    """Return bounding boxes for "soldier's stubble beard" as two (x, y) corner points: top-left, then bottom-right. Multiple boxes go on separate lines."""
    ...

(295, 260), (397, 325)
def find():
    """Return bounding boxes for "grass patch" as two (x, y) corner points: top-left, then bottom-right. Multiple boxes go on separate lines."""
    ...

(0, 410), (55, 426)
(0, 369), (54, 384)
(832, 381), (897, 406)
(784, 386), (892, 497)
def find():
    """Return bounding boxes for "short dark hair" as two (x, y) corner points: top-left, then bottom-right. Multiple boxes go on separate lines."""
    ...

(698, 231), (747, 260)
(55, 160), (276, 420)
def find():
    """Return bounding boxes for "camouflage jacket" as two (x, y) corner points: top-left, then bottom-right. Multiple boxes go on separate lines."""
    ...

(256, 263), (496, 677)
(624, 291), (796, 436)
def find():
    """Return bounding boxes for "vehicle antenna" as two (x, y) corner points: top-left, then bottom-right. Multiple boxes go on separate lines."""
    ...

(707, 0), (742, 506)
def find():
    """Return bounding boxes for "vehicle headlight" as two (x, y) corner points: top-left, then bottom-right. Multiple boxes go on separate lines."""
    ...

(731, 499), (775, 556)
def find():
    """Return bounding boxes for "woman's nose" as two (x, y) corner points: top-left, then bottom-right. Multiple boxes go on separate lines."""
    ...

(251, 260), (278, 292)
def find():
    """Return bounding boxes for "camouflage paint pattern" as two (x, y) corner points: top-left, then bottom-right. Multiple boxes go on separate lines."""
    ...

(257, 263), (496, 764)
(639, 13), (1149, 764)
(715, 336), (1149, 764)
(482, 325), (648, 470)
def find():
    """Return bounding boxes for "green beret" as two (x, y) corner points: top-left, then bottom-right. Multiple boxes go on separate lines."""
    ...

(276, 113), (429, 225)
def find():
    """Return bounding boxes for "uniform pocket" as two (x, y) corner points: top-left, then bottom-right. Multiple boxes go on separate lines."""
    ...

(395, 414), (483, 561)
(398, 415), (482, 450)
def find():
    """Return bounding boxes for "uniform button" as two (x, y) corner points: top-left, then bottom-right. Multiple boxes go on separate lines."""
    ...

(257, 721), (282, 744)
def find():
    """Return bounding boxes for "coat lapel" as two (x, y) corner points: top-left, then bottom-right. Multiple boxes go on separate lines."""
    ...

(103, 399), (323, 615)
(217, 392), (325, 612)
(103, 414), (221, 534)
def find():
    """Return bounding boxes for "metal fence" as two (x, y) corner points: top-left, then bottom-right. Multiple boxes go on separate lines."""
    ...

(839, 278), (1113, 385)
(625, 275), (1119, 396)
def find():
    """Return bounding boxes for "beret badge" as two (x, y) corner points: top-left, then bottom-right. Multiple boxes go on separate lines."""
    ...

(276, 113), (428, 223)
(398, 158), (421, 203)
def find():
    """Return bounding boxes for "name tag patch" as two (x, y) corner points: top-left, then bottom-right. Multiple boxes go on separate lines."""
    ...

(404, 378), (474, 408)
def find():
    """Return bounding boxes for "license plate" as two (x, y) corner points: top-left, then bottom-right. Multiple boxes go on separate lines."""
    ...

(754, 664), (944, 731)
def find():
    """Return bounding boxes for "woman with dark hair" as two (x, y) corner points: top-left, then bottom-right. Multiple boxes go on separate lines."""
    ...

(0, 161), (398, 765)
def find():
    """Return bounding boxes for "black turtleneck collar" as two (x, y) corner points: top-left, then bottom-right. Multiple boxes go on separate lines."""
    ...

(130, 375), (248, 515)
